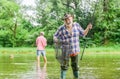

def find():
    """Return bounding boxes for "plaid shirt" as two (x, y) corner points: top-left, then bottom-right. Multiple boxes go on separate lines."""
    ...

(54, 22), (84, 54)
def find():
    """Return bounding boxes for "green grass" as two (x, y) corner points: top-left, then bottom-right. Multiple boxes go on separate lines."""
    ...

(0, 45), (120, 54)
(86, 46), (120, 53)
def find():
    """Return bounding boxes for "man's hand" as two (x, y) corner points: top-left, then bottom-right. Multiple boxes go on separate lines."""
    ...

(84, 23), (93, 36)
(53, 37), (58, 43)
(87, 23), (92, 30)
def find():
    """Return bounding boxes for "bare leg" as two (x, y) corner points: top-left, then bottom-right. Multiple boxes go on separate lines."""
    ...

(43, 56), (47, 64)
(37, 56), (40, 67)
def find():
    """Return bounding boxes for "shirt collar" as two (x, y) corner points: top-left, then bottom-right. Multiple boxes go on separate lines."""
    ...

(63, 23), (75, 30)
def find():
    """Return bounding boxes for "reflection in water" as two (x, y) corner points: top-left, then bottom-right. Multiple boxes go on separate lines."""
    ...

(36, 63), (47, 79)
(19, 63), (48, 79)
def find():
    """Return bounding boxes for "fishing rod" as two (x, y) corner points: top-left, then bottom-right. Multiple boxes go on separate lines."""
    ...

(80, 36), (87, 60)
(80, 1), (98, 60)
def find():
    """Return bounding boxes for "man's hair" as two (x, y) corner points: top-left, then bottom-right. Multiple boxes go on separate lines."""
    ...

(40, 32), (44, 35)
(62, 13), (74, 20)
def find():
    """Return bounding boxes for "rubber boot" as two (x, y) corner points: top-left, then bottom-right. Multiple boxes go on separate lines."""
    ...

(73, 71), (79, 79)
(60, 70), (66, 79)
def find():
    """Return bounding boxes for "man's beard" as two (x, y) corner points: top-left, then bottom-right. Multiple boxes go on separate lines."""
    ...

(66, 22), (72, 26)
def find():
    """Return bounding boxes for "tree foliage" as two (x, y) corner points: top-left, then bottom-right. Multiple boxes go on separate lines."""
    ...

(95, 0), (120, 45)
(0, 0), (120, 47)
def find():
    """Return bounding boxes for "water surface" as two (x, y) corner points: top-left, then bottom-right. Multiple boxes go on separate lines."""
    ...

(0, 53), (120, 79)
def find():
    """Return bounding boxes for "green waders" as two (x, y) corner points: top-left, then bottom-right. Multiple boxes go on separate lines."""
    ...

(60, 55), (79, 79)
(73, 71), (79, 79)
(71, 55), (79, 79)
(60, 43), (79, 79)
(61, 70), (67, 79)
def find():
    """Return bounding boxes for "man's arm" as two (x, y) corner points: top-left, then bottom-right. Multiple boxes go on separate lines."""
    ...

(53, 26), (62, 42)
(83, 23), (92, 36)
(36, 38), (38, 46)
(42, 37), (47, 47)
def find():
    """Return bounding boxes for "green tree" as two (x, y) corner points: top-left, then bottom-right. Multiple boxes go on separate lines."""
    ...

(0, 0), (20, 47)
(95, 0), (120, 45)
(0, 0), (30, 47)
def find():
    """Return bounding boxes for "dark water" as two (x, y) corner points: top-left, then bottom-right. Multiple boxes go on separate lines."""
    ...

(0, 54), (120, 79)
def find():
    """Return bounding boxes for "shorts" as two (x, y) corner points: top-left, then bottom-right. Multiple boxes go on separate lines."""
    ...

(36, 50), (46, 56)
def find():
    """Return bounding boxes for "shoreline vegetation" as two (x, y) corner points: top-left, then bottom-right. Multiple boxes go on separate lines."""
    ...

(0, 45), (120, 55)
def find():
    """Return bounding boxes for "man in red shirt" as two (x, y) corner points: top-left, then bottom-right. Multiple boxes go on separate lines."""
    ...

(36, 32), (47, 65)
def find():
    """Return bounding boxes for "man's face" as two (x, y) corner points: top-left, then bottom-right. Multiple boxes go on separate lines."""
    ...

(64, 16), (73, 26)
